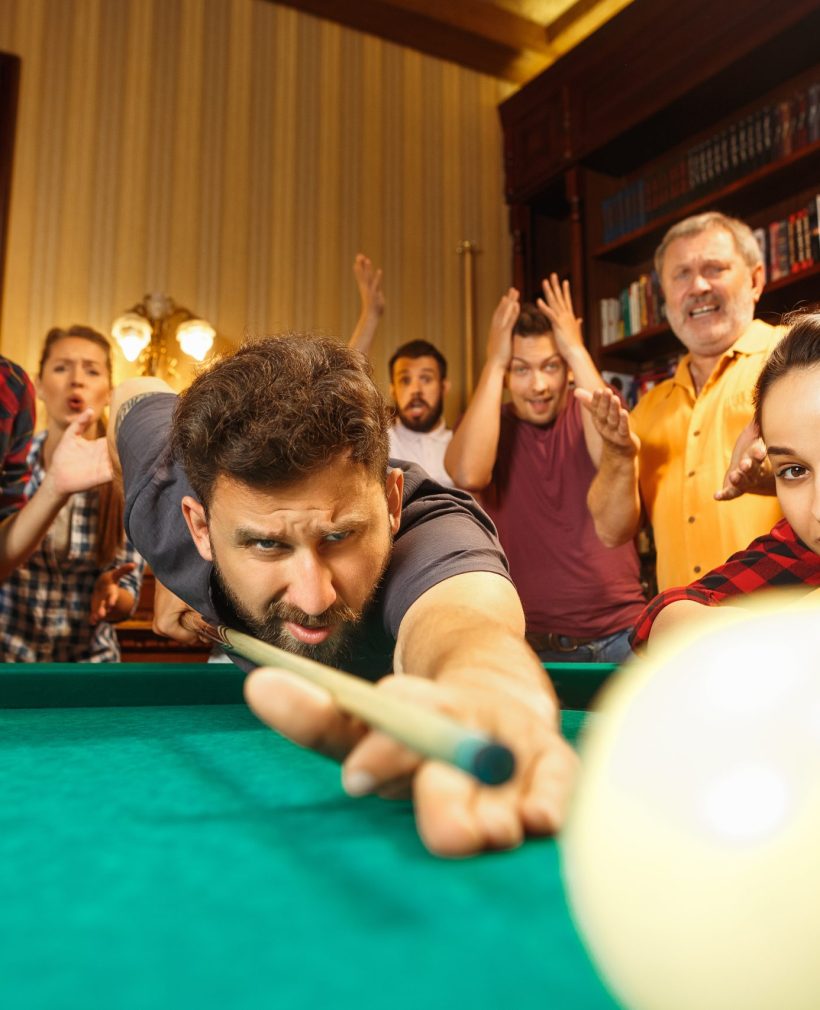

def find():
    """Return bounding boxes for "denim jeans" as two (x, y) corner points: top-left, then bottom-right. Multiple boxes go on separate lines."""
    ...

(535, 626), (634, 665)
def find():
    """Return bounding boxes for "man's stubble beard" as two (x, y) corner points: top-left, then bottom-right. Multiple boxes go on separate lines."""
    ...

(210, 543), (392, 667)
(397, 394), (444, 434)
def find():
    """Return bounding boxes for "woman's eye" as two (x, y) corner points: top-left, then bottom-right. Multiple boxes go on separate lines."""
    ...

(777, 465), (807, 480)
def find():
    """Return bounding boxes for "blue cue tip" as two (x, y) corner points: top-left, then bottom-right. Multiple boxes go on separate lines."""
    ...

(455, 739), (516, 786)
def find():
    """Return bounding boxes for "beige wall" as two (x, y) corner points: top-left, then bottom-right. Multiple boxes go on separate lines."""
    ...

(0, 0), (513, 416)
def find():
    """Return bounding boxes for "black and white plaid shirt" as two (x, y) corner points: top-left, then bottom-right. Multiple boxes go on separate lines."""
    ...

(0, 432), (145, 662)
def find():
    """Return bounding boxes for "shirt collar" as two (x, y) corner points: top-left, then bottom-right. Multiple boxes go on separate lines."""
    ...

(670, 319), (778, 393)
(393, 418), (450, 439)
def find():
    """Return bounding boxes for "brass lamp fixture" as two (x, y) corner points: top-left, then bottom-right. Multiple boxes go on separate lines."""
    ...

(111, 293), (215, 376)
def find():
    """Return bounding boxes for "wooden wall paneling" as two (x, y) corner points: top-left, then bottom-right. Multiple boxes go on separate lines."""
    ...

(0, 50), (18, 330)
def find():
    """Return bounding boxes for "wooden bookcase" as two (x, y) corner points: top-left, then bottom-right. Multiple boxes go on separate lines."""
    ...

(499, 0), (820, 375)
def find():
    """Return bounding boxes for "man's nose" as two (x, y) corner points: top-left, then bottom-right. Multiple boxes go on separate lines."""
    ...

(691, 272), (711, 295)
(284, 550), (337, 617)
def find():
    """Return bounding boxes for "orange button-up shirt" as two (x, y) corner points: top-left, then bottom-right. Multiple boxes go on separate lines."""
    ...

(631, 319), (784, 590)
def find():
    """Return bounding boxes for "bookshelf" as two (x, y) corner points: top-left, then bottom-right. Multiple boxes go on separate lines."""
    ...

(499, 0), (820, 377)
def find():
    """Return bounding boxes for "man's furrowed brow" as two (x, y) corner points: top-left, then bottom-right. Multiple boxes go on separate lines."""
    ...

(233, 525), (285, 545)
(315, 514), (371, 537)
(232, 513), (372, 544)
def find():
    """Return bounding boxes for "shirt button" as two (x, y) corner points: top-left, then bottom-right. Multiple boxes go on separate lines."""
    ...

(693, 430), (701, 436)
(694, 566), (702, 574)
(687, 470), (695, 477)
(688, 516), (695, 523)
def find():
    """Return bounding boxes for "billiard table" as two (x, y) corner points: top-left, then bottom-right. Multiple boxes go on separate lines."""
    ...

(0, 662), (620, 1010)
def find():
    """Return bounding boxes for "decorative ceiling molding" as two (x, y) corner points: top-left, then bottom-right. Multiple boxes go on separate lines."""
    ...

(266, 0), (633, 84)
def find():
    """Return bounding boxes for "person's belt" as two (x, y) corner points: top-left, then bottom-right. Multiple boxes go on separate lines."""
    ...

(526, 632), (597, 653)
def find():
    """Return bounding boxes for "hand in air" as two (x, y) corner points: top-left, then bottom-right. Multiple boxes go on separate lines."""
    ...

(486, 288), (521, 370)
(714, 420), (773, 500)
(575, 387), (639, 458)
(50, 409), (113, 495)
(537, 274), (584, 355)
(353, 254), (385, 318)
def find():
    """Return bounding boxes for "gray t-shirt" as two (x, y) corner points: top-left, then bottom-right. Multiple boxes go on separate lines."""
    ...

(119, 394), (510, 679)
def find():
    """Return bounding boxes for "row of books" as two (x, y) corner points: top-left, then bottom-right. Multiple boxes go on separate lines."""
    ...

(599, 272), (665, 346)
(600, 81), (820, 245)
(753, 195), (820, 283)
(599, 195), (820, 347)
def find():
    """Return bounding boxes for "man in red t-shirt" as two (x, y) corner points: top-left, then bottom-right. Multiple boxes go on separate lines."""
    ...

(445, 277), (646, 664)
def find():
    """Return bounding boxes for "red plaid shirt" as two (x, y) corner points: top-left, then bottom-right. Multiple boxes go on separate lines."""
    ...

(0, 356), (35, 519)
(631, 518), (820, 647)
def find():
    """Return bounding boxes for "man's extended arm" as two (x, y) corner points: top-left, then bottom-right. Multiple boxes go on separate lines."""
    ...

(576, 386), (642, 547)
(348, 254), (385, 354)
(0, 409), (113, 582)
(107, 377), (175, 474)
(244, 570), (576, 857)
(444, 289), (519, 490)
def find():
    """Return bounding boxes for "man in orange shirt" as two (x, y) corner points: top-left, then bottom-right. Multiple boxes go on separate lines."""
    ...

(581, 212), (782, 591)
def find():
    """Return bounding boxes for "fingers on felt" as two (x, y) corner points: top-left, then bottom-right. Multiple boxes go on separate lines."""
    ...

(413, 762), (523, 858)
(244, 667), (365, 763)
(341, 674), (445, 796)
(519, 736), (579, 835)
(342, 731), (422, 799)
(413, 729), (562, 856)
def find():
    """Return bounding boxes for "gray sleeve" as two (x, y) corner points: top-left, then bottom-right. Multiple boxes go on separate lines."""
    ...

(380, 468), (511, 638)
(117, 393), (215, 617)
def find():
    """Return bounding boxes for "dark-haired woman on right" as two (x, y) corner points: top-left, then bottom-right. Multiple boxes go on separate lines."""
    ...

(631, 310), (820, 649)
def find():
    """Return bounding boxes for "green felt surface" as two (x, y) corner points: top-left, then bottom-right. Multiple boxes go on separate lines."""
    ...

(544, 662), (618, 710)
(0, 665), (618, 1010)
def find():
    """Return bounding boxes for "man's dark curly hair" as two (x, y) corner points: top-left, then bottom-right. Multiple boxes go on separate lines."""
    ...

(171, 335), (392, 506)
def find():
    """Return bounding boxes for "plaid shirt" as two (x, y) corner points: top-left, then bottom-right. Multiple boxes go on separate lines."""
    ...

(631, 518), (820, 648)
(0, 432), (145, 662)
(0, 356), (35, 520)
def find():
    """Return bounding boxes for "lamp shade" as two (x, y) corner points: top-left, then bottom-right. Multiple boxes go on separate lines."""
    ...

(176, 318), (216, 361)
(112, 312), (152, 362)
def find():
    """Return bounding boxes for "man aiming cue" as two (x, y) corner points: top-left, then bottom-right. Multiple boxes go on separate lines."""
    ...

(107, 335), (576, 857)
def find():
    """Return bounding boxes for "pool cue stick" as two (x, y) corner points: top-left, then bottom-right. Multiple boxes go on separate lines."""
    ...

(195, 620), (515, 786)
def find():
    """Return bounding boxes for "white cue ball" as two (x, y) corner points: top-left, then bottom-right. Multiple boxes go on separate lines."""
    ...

(561, 599), (820, 1010)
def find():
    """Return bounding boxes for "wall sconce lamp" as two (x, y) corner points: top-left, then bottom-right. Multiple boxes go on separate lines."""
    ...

(111, 293), (215, 376)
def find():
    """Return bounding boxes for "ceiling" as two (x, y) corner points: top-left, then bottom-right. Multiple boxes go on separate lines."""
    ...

(268, 0), (634, 84)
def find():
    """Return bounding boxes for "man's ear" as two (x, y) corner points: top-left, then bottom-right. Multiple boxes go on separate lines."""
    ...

(181, 495), (213, 561)
(442, 377), (452, 397)
(750, 262), (765, 303)
(385, 468), (403, 535)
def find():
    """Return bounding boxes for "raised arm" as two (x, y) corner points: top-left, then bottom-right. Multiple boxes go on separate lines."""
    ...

(444, 289), (519, 490)
(348, 254), (385, 354)
(0, 409), (113, 581)
(244, 570), (576, 857)
(576, 386), (642, 547)
(107, 377), (175, 473)
(537, 274), (606, 465)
